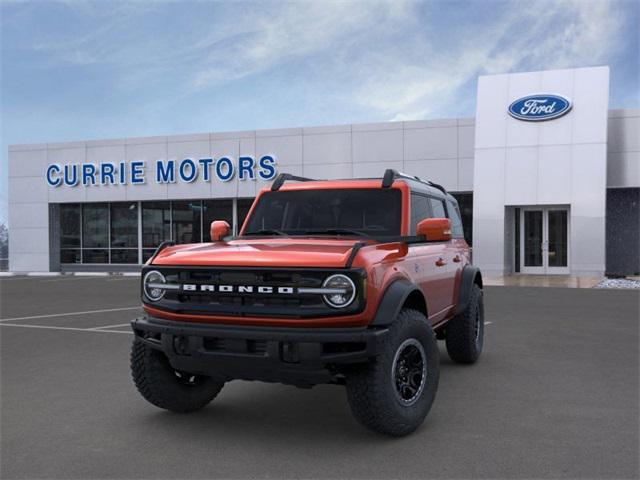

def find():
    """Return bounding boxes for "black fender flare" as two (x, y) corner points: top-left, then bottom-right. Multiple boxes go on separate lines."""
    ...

(370, 279), (425, 327)
(455, 265), (483, 315)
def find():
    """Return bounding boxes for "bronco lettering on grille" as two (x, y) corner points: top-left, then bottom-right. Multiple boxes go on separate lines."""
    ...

(182, 284), (295, 294)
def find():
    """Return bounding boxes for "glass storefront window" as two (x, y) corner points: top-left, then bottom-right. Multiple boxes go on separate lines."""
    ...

(142, 249), (157, 263)
(60, 204), (81, 264)
(82, 204), (109, 248)
(60, 204), (81, 247)
(237, 199), (254, 233)
(111, 203), (138, 249)
(202, 199), (233, 242)
(452, 193), (473, 246)
(60, 198), (254, 265)
(142, 202), (171, 248)
(547, 210), (568, 267)
(172, 201), (202, 244)
(60, 249), (81, 264)
(83, 249), (109, 264)
(111, 249), (139, 264)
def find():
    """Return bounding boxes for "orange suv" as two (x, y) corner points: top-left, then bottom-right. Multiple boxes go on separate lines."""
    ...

(131, 169), (484, 436)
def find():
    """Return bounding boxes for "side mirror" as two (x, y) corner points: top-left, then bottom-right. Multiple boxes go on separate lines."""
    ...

(210, 220), (231, 241)
(416, 218), (451, 242)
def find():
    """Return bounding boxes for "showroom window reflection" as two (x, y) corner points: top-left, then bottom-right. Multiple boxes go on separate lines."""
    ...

(142, 202), (171, 262)
(59, 199), (248, 265)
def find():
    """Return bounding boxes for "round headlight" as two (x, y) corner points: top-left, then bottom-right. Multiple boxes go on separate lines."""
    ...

(322, 274), (356, 308)
(143, 270), (166, 302)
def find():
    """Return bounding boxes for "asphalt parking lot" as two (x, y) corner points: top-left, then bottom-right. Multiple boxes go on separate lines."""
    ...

(1, 276), (638, 479)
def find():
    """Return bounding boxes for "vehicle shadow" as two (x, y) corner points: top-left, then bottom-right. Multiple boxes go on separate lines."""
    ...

(132, 347), (462, 446)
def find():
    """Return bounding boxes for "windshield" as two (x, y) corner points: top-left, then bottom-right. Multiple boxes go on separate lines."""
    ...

(243, 188), (402, 237)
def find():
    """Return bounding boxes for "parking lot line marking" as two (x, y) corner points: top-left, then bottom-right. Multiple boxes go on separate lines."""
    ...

(88, 323), (132, 330)
(41, 276), (131, 283)
(0, 323), (133, 334)
(0, 306), (141, 323)
(0, 276), (44, 282)
(485, 321), (493, 325)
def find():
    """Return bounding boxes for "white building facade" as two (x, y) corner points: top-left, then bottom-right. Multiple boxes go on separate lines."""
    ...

(7, 66), (640, 276)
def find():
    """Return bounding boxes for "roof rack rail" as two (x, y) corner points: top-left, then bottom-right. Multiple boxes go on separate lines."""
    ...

(381, 169), (448, 194)
(381, 169), (425, 188)
(426, 181), (447, 195)
(271, 173), (317, 191)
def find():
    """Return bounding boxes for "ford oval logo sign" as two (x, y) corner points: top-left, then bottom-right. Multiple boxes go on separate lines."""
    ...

(508, 94), (572, 121)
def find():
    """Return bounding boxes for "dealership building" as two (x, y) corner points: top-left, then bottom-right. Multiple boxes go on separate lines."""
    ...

(7, 66), (640, 277)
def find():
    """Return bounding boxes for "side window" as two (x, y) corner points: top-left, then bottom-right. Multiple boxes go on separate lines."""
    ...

(447, 199), (465, 239)
(410, 193), (431, 234)
(429, 197), (447, 219)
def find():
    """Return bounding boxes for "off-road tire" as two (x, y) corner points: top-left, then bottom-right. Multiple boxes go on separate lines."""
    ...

(445, 284), (484, 364)
(345, 309), (439, 436)
(131, 339), (224, 413)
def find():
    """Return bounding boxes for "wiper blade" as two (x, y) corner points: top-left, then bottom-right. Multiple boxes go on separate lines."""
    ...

(244, 229), (288, 236)
(302, 228), (368, 237)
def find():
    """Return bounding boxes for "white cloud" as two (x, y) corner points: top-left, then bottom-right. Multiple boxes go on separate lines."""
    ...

(5, 0), (630, 121)
(350, 0), (626, 120)
(189, 1), (415, 89)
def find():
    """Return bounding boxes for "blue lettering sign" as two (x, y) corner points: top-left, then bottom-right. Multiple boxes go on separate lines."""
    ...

(100, 162), (115, 185)
(258, 156), (276, 180)
(238, 157), (255, 180)
(198, 158), (213, 181)
(156, 160), (175, 183)
(215, 157), (234, 182)
(82, 164), (97, 186)
(179, 159), (197, 183)
(130, 161), (145, 184)
(46, 164), (61, 187)
(119, 161), (127, 184)
(64, 164), (78, 186)
(46, 155), (278, 187)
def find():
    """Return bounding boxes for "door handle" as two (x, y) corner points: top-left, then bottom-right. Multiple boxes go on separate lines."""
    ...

(453, 255), (462, 263)
(435, 258), (447, 267)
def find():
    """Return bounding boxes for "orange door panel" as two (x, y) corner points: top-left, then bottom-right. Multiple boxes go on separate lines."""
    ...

(406, 243), (453, 324)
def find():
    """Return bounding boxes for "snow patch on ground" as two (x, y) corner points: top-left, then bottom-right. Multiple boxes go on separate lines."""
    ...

(593, 278), (640, 289)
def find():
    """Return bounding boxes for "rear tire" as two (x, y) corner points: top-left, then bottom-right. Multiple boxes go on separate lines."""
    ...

(131, 339), (224, 413)
(445, 284), (484, 363)
(345, 309), (439, 436)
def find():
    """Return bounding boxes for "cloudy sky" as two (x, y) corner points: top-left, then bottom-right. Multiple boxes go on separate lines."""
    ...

(1, 0), (638, 225)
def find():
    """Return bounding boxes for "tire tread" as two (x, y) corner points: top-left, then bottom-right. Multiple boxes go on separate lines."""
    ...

(445, 284), (484, 364)
(131, 339), (224, 413)
(346, 309), (439, 436)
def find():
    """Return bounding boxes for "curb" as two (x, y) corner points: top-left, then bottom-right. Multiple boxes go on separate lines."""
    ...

(71, 272), (110, 277)
(0, 271), (141, 278)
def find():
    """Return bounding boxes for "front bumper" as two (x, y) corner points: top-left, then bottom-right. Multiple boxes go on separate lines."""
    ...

(131, 316), (388, 386)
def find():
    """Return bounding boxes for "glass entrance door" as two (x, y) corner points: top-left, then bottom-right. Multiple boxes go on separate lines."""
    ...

(522, 210), (545, 273)
(520, 207), (569, 274)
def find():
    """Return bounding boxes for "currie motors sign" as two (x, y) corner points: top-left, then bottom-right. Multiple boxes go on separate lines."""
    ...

(46, 155), (277, 187)
(508, 94), (572, 121)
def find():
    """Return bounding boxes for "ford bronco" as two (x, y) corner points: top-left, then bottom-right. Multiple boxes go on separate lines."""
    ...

(131, 169), (484, 436)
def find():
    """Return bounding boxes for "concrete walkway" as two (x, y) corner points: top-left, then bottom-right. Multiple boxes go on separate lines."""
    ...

(484, 274), (602, 288)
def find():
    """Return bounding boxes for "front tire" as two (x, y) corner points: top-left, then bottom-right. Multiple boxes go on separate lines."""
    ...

(445, 284), (484, 363)
(131, 339), (225, 413)
(345, 309), (439, 436)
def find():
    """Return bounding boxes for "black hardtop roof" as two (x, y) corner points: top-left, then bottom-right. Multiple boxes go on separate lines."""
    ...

(271, 169), (456, 202)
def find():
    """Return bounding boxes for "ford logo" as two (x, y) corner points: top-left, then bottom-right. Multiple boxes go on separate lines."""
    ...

(508, 94), (572, 121)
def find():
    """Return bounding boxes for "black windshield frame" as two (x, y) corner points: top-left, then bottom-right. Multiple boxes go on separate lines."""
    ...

(242, 188), (402, 237)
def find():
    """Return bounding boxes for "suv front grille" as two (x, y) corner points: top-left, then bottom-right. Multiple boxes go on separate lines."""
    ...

(142, 266), (365, 319)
